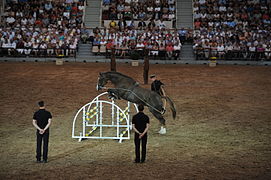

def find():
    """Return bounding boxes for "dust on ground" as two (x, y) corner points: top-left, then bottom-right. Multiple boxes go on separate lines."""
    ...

(0, 62), (270, 179)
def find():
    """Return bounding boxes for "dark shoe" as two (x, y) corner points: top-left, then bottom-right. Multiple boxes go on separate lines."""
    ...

(42, 160), (48, 163)
(36, 160), (42, 163)
(140, 160), (145, 163)
(134, 160), (140, 163)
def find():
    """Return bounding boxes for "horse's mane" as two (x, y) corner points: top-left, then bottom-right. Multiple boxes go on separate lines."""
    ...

(106, 71), (137, 83)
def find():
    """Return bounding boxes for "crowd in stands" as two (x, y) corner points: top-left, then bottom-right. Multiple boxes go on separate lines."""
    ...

(89, 0), (182, 60)
(90, 25), (182, 60)
(0, 0), (85, 57)
(4, 0), (268, 61)
(193, 0), (271, 60)
(102, 0), (176, 21)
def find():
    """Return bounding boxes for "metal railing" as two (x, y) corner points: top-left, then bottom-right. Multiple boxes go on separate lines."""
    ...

(0, 48), (77, 58)
(194, 49), (271, 61)
(92, 46), (181, 60)
(82, 0), (87, 27)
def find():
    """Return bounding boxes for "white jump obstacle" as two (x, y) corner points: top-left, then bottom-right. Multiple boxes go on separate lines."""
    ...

(72, 92), (138, 143)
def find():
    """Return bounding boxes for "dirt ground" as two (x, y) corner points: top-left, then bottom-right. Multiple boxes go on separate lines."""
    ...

(0, 62), (270, 180)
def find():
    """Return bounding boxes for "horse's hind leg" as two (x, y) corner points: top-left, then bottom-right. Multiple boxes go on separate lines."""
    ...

(149, 108), (167, 134)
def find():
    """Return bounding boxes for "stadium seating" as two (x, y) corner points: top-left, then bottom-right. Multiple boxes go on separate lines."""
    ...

(0, 0), (85, 58)
(90, 0), (182, 60)
(193, 0), (271, 61)
(91, 27), (182, 60)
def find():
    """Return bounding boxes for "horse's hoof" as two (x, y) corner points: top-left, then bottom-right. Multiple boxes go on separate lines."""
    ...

(108, 94), (117, 100)
(159, 127), (166, 134)
(108, 95), (115, 100)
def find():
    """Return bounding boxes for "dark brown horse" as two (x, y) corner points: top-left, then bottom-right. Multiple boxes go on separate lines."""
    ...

(96, 71), (176, 134)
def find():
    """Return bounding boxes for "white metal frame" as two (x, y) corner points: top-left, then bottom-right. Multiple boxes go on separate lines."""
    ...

(72, 92), (138, 143)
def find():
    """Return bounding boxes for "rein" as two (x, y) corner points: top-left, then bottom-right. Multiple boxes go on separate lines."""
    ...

(104, 86), (163, 114)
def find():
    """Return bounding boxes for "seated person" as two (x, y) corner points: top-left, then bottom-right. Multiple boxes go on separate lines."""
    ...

(138, 10), (146, 20)
(109, 20), (117, 29)
(123, 11), (133, 20)
(173, 42), (181, 59)
(138, 20), (146, 29)
(103, 0), (111, 6)
(127, 20), (135, 29)
(93, 37), (101, 46)
(166, 43), (174, 59)
(118, 19), (127, 30)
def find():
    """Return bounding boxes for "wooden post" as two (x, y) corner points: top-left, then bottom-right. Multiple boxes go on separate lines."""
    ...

(110, 47), (116, 72)
(143, 48), (149, 84)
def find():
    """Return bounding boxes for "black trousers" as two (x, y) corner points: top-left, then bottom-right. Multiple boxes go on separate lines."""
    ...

(134, 133), (147, 162)
(36, 131), (49, 161)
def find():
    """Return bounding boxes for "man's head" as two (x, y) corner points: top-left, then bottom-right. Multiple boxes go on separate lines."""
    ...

(150, 74), (156, 81)
(138, 104), (144, 112)
(38, 101), (45, 108)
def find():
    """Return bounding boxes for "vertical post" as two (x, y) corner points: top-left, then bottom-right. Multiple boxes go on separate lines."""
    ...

(99, 101), (103, 137)
(127, 126), (130, 142)
(96, 101), (99, 126)
(127, 101), (130, 122)
(111, 47), (116, 72)
(143, 48), (149, 84)
(127, 102), (131, 141)
(117, 108), (119, 138)
(83, 107), (86, 137)
(111, 99), (115, 125)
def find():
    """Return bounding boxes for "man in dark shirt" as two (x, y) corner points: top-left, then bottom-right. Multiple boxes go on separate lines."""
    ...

(32, 101), (52, 163)
(150, 74), (166, 113)
(132, 104), (150, 163)
(150, 74), (165, 96)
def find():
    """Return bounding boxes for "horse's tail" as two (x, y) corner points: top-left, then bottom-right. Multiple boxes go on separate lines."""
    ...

(164, 96), (176, 119)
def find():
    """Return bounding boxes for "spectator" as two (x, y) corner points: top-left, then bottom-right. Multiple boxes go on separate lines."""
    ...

(166, 43), (173, 59)
(118, 19), (127, 31)
(109, 19), (117, 30)
(173, 42), (181, 60)
(193, 0), (271, 60)
(138, 19), (146, 30)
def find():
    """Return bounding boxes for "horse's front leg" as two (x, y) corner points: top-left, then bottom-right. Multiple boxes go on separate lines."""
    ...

(107, 88), (121, 100)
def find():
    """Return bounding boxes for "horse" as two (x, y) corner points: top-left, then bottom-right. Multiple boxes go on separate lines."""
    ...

(96, 71), (176, 134)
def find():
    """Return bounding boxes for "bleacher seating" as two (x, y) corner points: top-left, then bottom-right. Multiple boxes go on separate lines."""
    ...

(91, 27), (182, 60)
(102, 0), (176, 29)
(0, 0), (85, 58)
(86, 0), (182, 60)
(193, 0), (271, 61)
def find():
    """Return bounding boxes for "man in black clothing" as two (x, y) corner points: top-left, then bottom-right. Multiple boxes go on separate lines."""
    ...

(150, 74), (165, 96)
(138, 20), (146, 30)
(32, 101), (52, 163)
(132, 104), (150, 163)
(150, 74), (166, 113)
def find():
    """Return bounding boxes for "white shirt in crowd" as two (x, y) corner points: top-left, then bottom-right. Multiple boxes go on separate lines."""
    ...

(136, 42), (145, 49)
(174, 43), (181, 51)
(6, 16), (15, 24)
(217, 45), (225, 52)
(199, 0), (206, 4)
(249, 46), (256, 52)
(225, 44), (233, 51)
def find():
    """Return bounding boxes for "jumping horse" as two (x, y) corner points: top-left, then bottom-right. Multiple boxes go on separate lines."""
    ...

(97, 71), (176, 134)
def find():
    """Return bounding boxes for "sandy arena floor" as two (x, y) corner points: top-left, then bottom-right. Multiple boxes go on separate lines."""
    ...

(0, 62), (270, 179)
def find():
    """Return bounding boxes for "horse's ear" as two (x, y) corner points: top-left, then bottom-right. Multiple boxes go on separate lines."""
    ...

(99, 72), (103, 76)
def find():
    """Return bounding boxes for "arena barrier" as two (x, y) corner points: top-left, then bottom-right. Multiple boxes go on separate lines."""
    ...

(72, 92), (138, 143)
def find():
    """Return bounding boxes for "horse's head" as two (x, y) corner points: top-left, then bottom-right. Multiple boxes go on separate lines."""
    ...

(96, 72), (108, 91)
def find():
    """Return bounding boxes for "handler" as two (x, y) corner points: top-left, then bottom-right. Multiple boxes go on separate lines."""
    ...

(132, 104), (150, 163)
(150, 74), (166, 113)
(32, 101), (52, 163)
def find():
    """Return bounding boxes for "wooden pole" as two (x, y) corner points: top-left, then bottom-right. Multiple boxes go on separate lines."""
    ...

(143, 48), (149, 84)
(110, 47), (116, 72)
